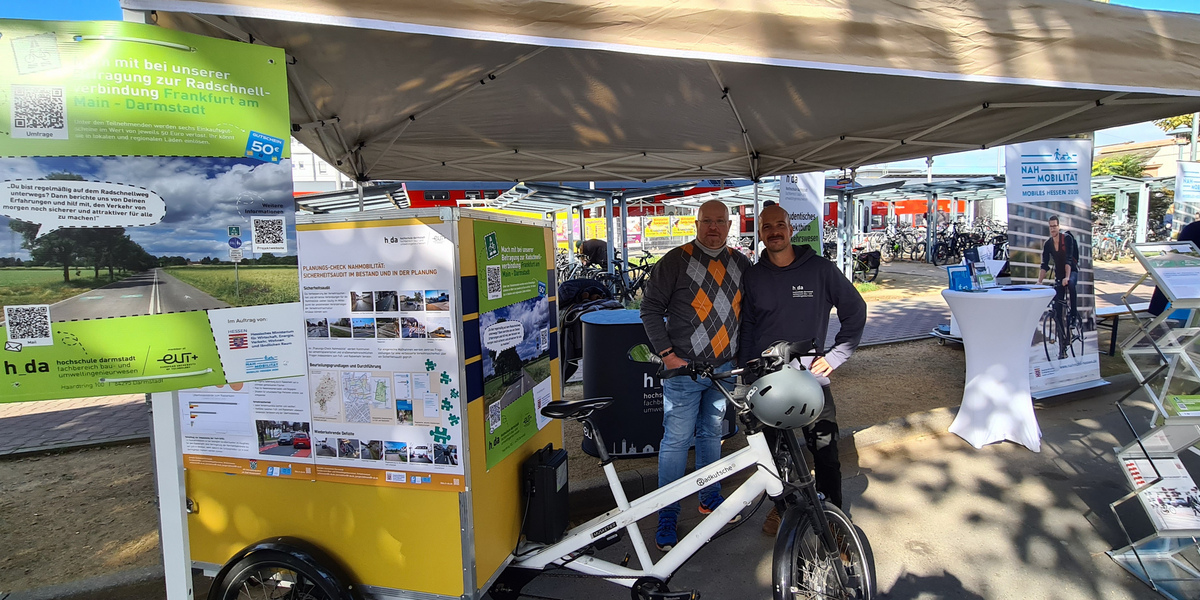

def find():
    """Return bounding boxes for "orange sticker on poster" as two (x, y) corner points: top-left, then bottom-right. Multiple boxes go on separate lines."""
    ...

(314, 464), (465, 491)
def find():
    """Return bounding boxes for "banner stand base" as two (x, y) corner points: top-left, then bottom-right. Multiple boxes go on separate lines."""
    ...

(1031, 378), (1109, 400)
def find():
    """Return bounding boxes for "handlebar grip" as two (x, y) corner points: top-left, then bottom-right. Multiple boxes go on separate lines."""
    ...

(786, 339), (817, 357)
(659, 365), (694, 380)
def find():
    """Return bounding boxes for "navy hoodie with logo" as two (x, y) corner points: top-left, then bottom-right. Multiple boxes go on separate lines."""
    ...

(737, 244), (866, 386)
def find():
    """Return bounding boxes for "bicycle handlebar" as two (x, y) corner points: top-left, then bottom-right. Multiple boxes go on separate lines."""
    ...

(657, 339), (819, 382)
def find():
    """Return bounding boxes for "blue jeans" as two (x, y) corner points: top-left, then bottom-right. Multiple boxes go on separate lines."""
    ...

(659, 360), (733, 517)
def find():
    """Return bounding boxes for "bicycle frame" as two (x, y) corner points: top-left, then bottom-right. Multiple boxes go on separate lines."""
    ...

(510, 430), (784, 588)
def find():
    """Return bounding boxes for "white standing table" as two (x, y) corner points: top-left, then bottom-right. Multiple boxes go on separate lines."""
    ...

(942, 286), (1056, 452)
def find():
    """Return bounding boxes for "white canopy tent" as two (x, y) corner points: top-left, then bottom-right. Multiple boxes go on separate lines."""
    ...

(124, 0), (1200, 185)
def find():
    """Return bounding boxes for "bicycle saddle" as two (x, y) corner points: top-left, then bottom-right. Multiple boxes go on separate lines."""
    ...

(540, 397), (613, 420)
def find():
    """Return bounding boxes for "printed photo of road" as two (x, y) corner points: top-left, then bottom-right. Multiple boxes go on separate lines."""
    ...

(330, 318), (353, 337)
(481, 295), (551, 413)
(399, 291), (424, 311)
(374, 291), (398, 312)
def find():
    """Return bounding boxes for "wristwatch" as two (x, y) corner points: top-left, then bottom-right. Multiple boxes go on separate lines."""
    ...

(659, 348), (675, 358)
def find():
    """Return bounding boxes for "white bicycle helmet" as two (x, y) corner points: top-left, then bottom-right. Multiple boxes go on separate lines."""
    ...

(746, 365), (825, 429)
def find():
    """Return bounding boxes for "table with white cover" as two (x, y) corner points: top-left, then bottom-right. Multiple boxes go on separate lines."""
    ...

(941, 286), (1056, 452)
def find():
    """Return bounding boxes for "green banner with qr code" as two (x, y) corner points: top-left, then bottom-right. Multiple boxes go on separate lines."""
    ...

(1, 311), (226, 403)
(0, 19), (290, 159)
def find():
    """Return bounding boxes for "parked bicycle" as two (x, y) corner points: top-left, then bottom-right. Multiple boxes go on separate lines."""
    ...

(490, 339), (875, 600)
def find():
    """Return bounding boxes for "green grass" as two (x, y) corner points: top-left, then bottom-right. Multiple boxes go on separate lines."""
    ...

(524, 356), (552, 384)
(0, 267), (132, 306)
(164, 265), (299, 307)
(854, 282), (881, 293)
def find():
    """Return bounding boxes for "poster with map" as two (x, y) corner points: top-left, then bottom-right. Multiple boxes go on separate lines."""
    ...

(297, 217), (464, 490)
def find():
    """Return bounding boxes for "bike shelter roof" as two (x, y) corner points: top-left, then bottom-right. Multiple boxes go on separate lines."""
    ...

(125, 0), (1200, 183)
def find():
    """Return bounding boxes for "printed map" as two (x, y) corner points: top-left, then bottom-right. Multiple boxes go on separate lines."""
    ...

(342, 372), (373, 423)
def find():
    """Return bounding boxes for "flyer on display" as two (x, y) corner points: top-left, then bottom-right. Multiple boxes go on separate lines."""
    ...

(1123, 457), (1200, 532)
(180, 376), (315, 479)
(1132, 241), (1200, 303)
(777, 172), (824, 253)
(1173, 162), (1200, 234)
(1005, 139), (1103, 395)
(297, 219), (465, 490)
(475, 221), (552, 469)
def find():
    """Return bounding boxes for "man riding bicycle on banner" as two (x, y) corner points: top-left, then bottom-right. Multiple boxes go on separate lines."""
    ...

(739, 204), (866, 535)
(1036, 215), (1079, 359)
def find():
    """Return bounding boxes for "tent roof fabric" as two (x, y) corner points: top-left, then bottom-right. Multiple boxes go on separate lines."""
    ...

(128, 0), (1200, 182)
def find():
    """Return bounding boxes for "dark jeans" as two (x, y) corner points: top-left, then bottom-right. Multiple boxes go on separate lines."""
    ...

(763, 386), (841, 509)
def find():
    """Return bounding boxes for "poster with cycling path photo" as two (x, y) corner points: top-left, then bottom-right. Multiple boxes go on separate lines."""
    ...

(1005, 139), (1103, 395)
(0, 19), (300, 402)
(474, 220), (552, 469)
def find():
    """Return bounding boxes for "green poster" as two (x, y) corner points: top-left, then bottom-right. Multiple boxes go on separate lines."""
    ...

(791, 219), (822, 254)
(0, 19), (289, 159)
(475, 221), (551, 469)
(2, 311), (226, 403)
(1168, 395), (1200, 417)
(475, 221), (547, 314)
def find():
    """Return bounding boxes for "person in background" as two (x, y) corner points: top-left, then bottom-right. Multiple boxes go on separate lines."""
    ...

(1149, 214), (1200, 316)
(576, 238), (608, 268)
(640, 200), (750, 551)
(738, 204), (866, 536)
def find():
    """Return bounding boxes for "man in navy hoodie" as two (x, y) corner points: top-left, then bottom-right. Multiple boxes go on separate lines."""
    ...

(739, 204), (866, 535)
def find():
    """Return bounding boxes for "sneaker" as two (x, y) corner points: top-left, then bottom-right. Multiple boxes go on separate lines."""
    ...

(655, 513), (678, 552)
(762, 507), (781, 536)
(699, 495), (743, 524)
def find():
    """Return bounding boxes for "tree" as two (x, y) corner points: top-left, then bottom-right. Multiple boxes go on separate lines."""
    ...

(8, 172), (89, 283)
(1092, 154), (1149, 221)
(494, 347), (523, 385)
(1154, 114), (1193, 133)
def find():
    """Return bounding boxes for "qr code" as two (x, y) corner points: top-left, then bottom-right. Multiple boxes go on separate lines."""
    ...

(385, 471), (407, 484)
(539, 328), (549, 351)
(5, 304), (53, 346)
(12, 85), (68, 139)
(251, 217), (287, 252)
(486, 264), (502, 301)
(487, 401), (502, 433)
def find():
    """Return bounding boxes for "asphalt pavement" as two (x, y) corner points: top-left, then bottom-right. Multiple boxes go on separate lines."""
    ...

(46, 268), (228, 322)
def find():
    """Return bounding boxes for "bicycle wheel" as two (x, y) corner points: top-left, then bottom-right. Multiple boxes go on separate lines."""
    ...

(211, 549), (355, 600)
(909, 241), (927, 262)
(1068, 312), (1085, 358)
(1041, 310), (1055, 362)
(932, 243), (949, 266)
(774, 506), (873, 600)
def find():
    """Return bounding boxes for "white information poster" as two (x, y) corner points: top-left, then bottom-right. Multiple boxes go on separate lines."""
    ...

(297, 219), (464, 490)
(1005, 139), (1103, 395)
(777, 172), (824, 253)
(179, 376), (316, 479)
(207, 302), (307, 382)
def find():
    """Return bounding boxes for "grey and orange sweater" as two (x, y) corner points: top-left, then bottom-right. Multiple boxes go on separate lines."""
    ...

(639, 241), (750, 365)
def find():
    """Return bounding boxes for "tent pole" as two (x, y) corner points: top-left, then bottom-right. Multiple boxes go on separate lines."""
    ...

(926, 192), (936, 263)
(566, 206), (576, 264)
(1191, 112), (1198, 162)
(837, 191), (848, 279)
(753, 182), (760, 260)
(605, 194), (615, 275)
(357, 181), (365, 212)
(619, 194), (629, 280)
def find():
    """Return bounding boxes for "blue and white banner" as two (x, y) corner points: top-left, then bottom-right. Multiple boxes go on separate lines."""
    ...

(1173, 161), (1200, 233)
(1005, 139), (1102, 396)
(777, 172), (824, 254)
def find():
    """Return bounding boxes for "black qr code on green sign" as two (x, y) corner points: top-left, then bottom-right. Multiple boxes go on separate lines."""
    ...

(13, 85), (67, 138)
(486, 264), (502, 300)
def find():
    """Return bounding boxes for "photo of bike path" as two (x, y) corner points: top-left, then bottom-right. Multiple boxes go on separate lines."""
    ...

(21, 268), (230, 324)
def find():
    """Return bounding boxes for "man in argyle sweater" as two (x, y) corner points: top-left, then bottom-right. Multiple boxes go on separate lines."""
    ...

(640, 200), (750, 551)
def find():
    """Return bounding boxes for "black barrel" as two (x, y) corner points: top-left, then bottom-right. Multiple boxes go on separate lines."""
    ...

(580, 310), (736, 458)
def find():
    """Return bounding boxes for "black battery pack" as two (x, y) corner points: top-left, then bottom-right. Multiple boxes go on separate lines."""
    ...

(521, 443), (569, 544)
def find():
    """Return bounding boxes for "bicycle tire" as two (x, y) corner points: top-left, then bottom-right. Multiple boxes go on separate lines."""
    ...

(1041, 310), (1055, 363)
(774, 505), (873, 600)
(880, 245), (894, 264)
(1068, 312), (1085, 359)
(932, 243), (949, 266)
(210, 549), (355, 600)
(910, 242), (927, 262)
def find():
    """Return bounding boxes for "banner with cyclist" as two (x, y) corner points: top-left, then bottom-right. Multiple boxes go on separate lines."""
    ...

(1005, 138), (1103, 395)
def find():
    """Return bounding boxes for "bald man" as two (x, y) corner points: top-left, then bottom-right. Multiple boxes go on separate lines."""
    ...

(738, 204), (866, 534)
(640, 200), (750, 551)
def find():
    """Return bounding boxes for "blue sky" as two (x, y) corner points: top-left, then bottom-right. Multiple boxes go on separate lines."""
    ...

(4, 0), (1198, 177)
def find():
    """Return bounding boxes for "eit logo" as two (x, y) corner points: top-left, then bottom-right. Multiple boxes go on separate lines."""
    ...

(229, 333), (249, 349)
(158, 352), (199, 366)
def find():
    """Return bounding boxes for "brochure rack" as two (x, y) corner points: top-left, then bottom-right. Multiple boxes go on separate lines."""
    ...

(1107, 242), (1200, 599)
